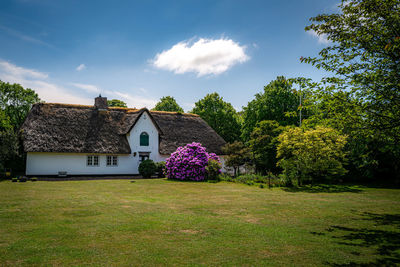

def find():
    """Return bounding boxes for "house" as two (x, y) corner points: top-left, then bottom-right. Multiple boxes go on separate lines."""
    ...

(21, 96), (226, 176)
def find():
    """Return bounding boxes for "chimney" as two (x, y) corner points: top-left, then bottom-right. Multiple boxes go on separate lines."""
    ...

(94, 95), (108, 110)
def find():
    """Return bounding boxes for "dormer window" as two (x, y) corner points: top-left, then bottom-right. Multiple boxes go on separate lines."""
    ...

(140, 132), (149, 146)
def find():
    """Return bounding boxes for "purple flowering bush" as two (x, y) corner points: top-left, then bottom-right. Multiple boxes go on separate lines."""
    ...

(165, 142), (220, 181)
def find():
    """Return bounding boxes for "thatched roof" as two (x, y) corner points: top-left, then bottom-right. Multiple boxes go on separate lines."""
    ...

(21, 103), (226, 155)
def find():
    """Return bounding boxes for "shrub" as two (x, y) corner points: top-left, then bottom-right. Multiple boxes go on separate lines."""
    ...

(138, 159), (157, 178)
(31, 177), (37, 182)
(156, 161), (166, 178)
(12, 177), (18, 182)
(218, 173), (234, 182)
(18, 176), (27, 182)
(206, 159), (222, 180)
(277, 126), (348, 186)
(165, 142), (220, 181)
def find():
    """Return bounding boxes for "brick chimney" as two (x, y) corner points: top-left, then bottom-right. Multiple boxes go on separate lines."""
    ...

(94, 95), (108, 110)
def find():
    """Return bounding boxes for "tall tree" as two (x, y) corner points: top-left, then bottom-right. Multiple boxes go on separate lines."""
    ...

(107, 99), (127, 108)
(249, 120), (284, 175)
(191, 93), (241, 143)
(301, 0), (400, 183)
(241, 76), (299, 141)
(0, 81), (40, 171)
(152, 96), (184, 113)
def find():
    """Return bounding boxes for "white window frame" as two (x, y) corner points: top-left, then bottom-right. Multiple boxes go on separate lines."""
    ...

(107, 155), (118, 166)
(87, 155), (99, 166)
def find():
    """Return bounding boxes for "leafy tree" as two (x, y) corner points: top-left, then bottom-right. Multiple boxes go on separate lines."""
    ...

(0, 81), (40, 130)
(300, 0), (400, 183)
(107, 99), (127, 108)
(0, 81), (40, 171)
(242, 76), (299, 141)
(222, 141), (251, 177)
(249, 120), (284, 175)
(277, 127), (348, 186)
(152, 96), (184, 113)
(191, 93), (241, 143)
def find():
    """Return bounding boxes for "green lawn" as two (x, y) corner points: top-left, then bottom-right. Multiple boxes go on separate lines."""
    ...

(0, 179), (399, 266)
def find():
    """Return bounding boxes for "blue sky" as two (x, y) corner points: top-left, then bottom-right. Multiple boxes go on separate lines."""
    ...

(0, 0), (339, 111)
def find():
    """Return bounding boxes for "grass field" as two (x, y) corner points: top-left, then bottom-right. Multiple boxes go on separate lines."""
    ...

(0, 179), (399, 266)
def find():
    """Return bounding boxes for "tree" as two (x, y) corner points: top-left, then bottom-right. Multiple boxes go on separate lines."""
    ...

(152, 96), (184, 113)
(277, 127), (348, 186)
(300, 0), (400, 183)
(249, 120), (284, 175)
(222, 141), (251, 177)
(0, 81), (40, 130)
(242, 76), (299, 141)
(107, 99), (127, 108)
(0, 81), (40, 171)
(191, 93), (241, 143)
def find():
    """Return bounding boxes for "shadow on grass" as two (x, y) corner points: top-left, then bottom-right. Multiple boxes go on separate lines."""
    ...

(283, 184), (364, 193)
(311, 212), (400, 266)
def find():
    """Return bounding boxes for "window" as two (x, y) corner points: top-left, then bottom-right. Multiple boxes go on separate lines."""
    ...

(140, 132), (149, 146)
(107, 155), (118, 166)
(139, 152), (150, 162)
(87, 155), (99, 166)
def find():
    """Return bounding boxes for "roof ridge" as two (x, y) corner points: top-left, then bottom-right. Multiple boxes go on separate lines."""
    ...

(150, 110), (199, 117)
(36, 103), (199, 116)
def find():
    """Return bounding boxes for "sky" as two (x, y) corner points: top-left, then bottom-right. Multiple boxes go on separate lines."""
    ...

(0, 0), (339, 111)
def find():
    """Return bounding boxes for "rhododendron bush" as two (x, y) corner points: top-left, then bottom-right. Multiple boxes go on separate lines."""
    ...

(165, 142), (220, 181)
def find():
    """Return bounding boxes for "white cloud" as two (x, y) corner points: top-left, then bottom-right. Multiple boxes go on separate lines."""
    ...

(153, 37), (249, 76)
(0, 60), (158, 109)
(71, 83), (100, 93)
(0, 60), (48, 79)
(307, 30), (330, 44)
(0, 60), (91, 104)
(76, 63), (86, 71)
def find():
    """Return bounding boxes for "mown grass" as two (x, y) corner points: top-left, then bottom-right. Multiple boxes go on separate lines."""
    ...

(0, 179), (399, 266)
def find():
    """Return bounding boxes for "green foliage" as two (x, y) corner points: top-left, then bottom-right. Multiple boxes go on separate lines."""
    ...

(191, 93), (241, 143)
(107, 99), (127, 107)
(242, 76), (299, 141)
(277, 127), (348, 185)
(156, 161), (166, 178)
(205, 159), (221, 180)
(300, 0), (400, 183)
(222, 141), (251, 177)
(138, 159), (157, 178)
(249, 120), (284, 175)
(0, 81), (39, 171)
(220, 173), (283, 187)
(152, 96), (184, 113)
(0, 81), (40, 129)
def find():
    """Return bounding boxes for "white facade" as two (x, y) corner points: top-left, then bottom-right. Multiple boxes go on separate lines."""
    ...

(26, 111), (169, 176)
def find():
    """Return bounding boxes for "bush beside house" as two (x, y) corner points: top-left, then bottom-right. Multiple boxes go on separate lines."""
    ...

(165, 142), (220, 181)
(138, 159), (157, 178)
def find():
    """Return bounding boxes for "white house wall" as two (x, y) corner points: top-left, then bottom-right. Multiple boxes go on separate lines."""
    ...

(26, 153), (135, 176)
